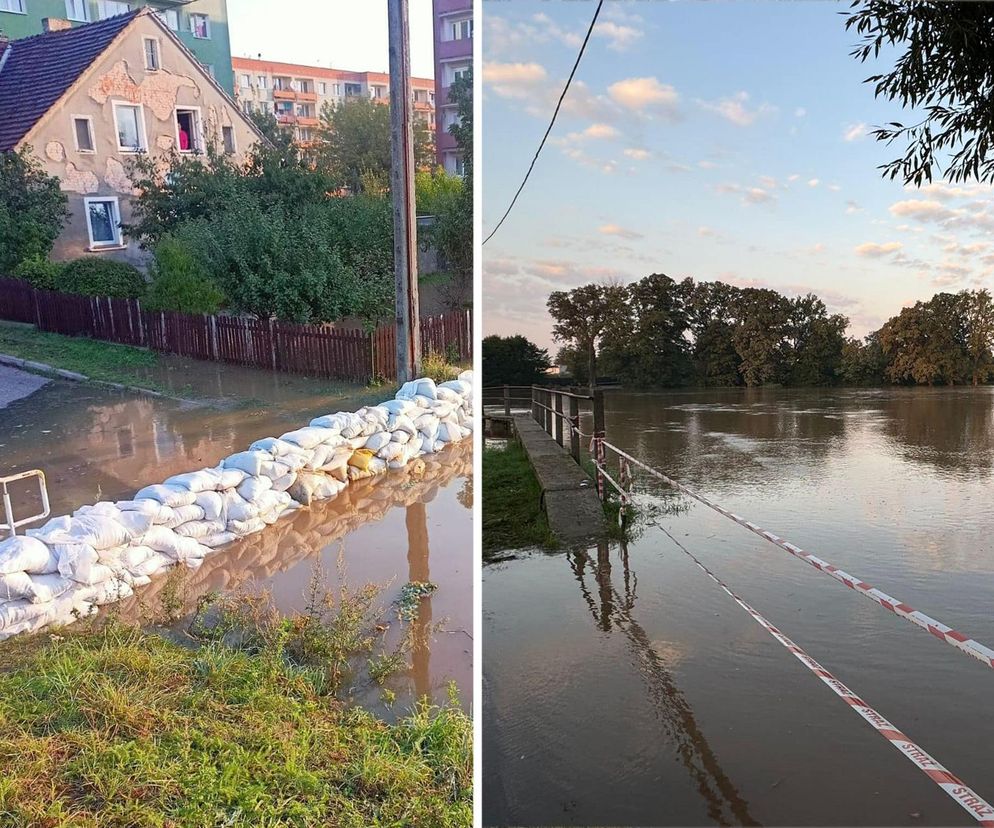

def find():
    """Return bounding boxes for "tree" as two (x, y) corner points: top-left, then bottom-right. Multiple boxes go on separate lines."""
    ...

(448, 69), (473, 175)
(845, 2), (994, 185)
(962, 289), (994, 385)
(878, 293), (969, 385)
(482, 335), (551, 386)
(315, 97), (434, 194)
(688, 280), (742, 386)
(732, 288), (792, 386)
(785, 294), (848, 386)
(555, 345), (590, 385)
(0, 148), (69, 273)
(840, 333), (888, 385)
(548, 283), (626, 392)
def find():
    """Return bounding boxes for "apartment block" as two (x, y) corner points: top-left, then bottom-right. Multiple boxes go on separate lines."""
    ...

(0, 0), (234, 91)
(233, 56), (435, 146)
(433, 0), (471, 176)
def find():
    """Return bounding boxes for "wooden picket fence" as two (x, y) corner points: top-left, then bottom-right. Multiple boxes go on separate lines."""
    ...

(0, 278), (471, 382)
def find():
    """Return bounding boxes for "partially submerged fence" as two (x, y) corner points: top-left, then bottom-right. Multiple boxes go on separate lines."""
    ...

(0, 278), (471, 382)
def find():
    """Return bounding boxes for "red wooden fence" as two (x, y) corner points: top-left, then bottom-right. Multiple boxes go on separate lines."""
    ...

(0, 278), (471, 382)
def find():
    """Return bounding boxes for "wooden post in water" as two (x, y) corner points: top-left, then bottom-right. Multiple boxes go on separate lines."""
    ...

(504, 385), (510, 416)
(569, 395), (580, 463)
(555, 392), (564, 448)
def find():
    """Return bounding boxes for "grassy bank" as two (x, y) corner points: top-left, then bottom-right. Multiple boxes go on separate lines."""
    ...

(0, 585), (472, 826)
(482, 439), (555, 555)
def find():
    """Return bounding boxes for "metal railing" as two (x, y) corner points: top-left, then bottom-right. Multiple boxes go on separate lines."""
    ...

(0, 470), (50, 538)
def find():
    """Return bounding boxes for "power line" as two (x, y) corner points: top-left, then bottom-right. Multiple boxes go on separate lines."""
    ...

(482, 0), (604, 246)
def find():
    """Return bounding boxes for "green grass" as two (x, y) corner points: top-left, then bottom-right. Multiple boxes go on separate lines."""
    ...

(482, 439), (556, 555)
(0, 601), (472, 826)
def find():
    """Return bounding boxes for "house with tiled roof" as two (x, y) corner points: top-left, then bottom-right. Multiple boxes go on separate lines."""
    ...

(0, 8), (262, 265)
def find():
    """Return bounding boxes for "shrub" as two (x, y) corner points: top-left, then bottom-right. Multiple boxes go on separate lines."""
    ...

(60, 257), (146, 298)
(144, 238), (225, 314)
(12, 256), (64, 290)
(0, 148), (69, 273)
(421, 350), (460, 383)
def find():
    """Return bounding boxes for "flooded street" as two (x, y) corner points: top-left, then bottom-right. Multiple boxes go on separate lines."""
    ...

(0, 375), (472, 711)
(484, 387), (994, 826)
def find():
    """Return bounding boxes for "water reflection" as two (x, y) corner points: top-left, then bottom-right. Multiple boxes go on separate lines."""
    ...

(569, 543), (757, 826)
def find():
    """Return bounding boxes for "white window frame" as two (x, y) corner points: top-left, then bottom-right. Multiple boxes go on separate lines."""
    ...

(189, 12), (210, 39)
(143, 36), (160, 71)
(221, 124), (236, 156)
(257, 75), (267, 89)
(450, 17), (472, 41)
(64, 0), (89, 21)
(84, 197), (123, 249)
(155, 8), (178, 30)
(97, 0), (130, 19)
(318, 81), (326, 95)
(174, 105), (204, 154)
(71, 115), (95, 153)
(112, 101), (147, 153)
(240, 73), (250, 88)
(0, 0), (26, 13)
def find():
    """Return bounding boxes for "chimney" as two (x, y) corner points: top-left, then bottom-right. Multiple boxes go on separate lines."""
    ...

(42, 18), (73, 33)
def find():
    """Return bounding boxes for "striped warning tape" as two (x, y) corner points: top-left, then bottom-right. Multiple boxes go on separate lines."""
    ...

(655, 523), (994, 826)
(600, 439), (994, 672)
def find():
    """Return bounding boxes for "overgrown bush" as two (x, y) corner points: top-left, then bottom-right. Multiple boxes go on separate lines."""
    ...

(0, 148), (70, 274)
(12, 255), (63, 290)
(144, 237), (225, 314)
(60, 257), (146, 298)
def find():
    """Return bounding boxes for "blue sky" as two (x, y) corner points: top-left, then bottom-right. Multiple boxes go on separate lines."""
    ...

(483, 0), (994, 353)
(228, 0), (435, 78)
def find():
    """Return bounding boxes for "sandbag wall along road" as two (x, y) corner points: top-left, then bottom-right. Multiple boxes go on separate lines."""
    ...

(0, 372), (474, 639)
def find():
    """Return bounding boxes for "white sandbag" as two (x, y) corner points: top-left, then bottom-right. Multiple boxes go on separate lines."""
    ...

(0, 572), (73, 604)
(224, 492), (259, 523)
(387, 413), (418, 436)
(141, 527), (205, 562)
(223, 451), (271, 477)
(280, 427), (336, 450)
(381, 398), (417, 416)
(163, 468), (223, 493)
(0, 598), (59, 631)
(419, 435), (436, 454)
(313, 478), (346, 499)
(174, 519), (227, 540)
(250, 436), (296, 456)
(439, 379), (472, 397)
(259, 460), (291, 482)
(397, 377), (438, 401)
(377, 441), (406, 461)
(237, 476), (272, 501)
(216, 467), (247, 489)
(227, 517), (265, 536)
(184, 556), (205, 570)
(435, 387), (462, 404)
(55, 543), (114, 586)
(131, 551), (173, 577)
(0, 536), (58, 575)
(134, 484), (198, 508)
(269, 473), (296, 493)
(122, 546), (155, 569)
(160, 503), (205, 529)
(77, 578), (134, 606)
(364, 432), (392, 452)
(116, 499), (164, 518)
(458, 369), (473, 383)
(195, 491), (225, 521)
(391, 430), (412, 445)
(202, 532), (237, 549)
(278, 452), (309, 472)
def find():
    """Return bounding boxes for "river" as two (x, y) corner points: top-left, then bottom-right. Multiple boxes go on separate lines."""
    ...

(484, 386), (994, 826)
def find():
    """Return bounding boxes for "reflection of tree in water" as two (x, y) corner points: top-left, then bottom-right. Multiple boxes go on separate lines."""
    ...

(457, 473), (473, 510)
(568, 543), (758, 827)
(877, 390), (994, 476)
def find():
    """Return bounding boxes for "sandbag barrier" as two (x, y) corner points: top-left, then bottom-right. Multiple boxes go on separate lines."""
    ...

(0, 373), (474, 639)
(598, 439), (994, 673)
(656, 523), (994, 826)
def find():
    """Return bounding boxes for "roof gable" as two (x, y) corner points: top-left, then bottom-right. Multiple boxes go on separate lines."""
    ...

(0, 11), (139, 152)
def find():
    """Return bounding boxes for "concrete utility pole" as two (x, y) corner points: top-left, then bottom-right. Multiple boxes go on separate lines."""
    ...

(388, 0), (421, 383)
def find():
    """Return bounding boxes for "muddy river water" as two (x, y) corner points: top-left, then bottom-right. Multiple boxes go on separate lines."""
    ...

(484, 387), (994, 826)
(0, 377), (472, 713)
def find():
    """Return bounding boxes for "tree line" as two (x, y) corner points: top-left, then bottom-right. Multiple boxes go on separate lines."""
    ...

(541, 276), (994, 389)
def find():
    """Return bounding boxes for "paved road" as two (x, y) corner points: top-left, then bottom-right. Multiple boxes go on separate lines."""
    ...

(0, 365), (49, 409)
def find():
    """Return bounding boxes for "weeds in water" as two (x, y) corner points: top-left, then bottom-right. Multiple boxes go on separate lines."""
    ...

(397, 581), (437, 622)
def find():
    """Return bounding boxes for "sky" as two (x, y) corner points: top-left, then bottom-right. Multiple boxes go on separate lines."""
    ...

(482, 0), (994, 355)
(228, 0), (435, 79)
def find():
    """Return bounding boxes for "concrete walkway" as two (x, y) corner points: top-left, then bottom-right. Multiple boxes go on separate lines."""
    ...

(0, 364), (49, 409)
(513, 415), (605, 544)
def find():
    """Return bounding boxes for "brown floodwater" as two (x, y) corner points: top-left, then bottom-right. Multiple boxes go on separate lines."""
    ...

(484, 387), (994, 826)
(0, 377), (472, 712)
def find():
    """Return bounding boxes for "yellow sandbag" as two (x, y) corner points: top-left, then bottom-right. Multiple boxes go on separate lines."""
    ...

(348, 449), (375, 470)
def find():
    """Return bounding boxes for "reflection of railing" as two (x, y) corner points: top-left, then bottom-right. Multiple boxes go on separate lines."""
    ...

(568, 543), (758, 826)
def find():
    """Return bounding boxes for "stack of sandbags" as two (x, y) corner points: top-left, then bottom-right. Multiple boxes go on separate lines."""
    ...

(0, 372), (474, 639)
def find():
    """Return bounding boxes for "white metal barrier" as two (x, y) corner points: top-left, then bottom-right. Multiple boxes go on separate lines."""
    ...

(0, 470), (50, 538)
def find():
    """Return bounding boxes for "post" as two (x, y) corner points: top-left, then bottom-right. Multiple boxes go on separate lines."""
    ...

(555, 393), (564, 448)
(569, 395), (580, 463)
(545, 390), (552, 436)
(532, 386), (539, 425)
(503, 384), (510, 416)
(593, 389), (606, 500)
(388, 0), (420, 383)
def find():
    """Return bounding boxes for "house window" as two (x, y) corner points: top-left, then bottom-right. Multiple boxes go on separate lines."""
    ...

(222, 125), (235, 155)
(189, 12), (209, 38)
(64, 0), (88, 21)
(97, 0), (129, 19)
(72, 116), (95, 152)
(155, 8), (178, 30)
(332, 83), (341, 96)
(257, 75), (267, 89)
(318, 82), (326, 95)
(453, 66), (470, 82)
(297, 127), (312, 142)
(450, 17), (472, 40)
(241, 100), (254, 115)
(0, 0), (25, 12)
(113, 102), (146, 151)
(453, 154), (466, 177)
(175, 107), (202, 153)
(143, 37), (160, 71)
(85, 197), (122, 248)
(240, 73), (250, 88)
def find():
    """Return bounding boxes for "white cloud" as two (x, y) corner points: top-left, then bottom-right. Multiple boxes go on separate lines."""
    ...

(697, 91), (775, 126)
(889, 199), (954, 221)
(624, 148), (651, 160)
(843, 122), (867, 142)
(607, 76), (680, 115)
(698, 226), (716, 237)
(846, 200), (863, 214)
(484, 61), (548, 98)
(808, 178), (820, 188)
(598, 223), (643, 240)
(795, 107), (807, 118)
(854, 241), (903, 257)
(593, 20), (643, 51)
(697, 160), (717, 169)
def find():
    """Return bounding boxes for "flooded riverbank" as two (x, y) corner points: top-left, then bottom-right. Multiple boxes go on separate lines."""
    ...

(484, 387), (994, 826)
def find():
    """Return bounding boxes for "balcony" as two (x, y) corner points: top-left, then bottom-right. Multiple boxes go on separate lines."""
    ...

(435, 37), (472, 62)
(297, 116), (319, 128)
(297, 90), (317, 103)
(273, 88), (296, 101)
(276, 113), (297, 125)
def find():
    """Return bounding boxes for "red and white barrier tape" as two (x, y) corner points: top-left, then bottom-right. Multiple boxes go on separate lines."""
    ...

(656, 524), (994, 826)
(601, 440), (994, 672)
